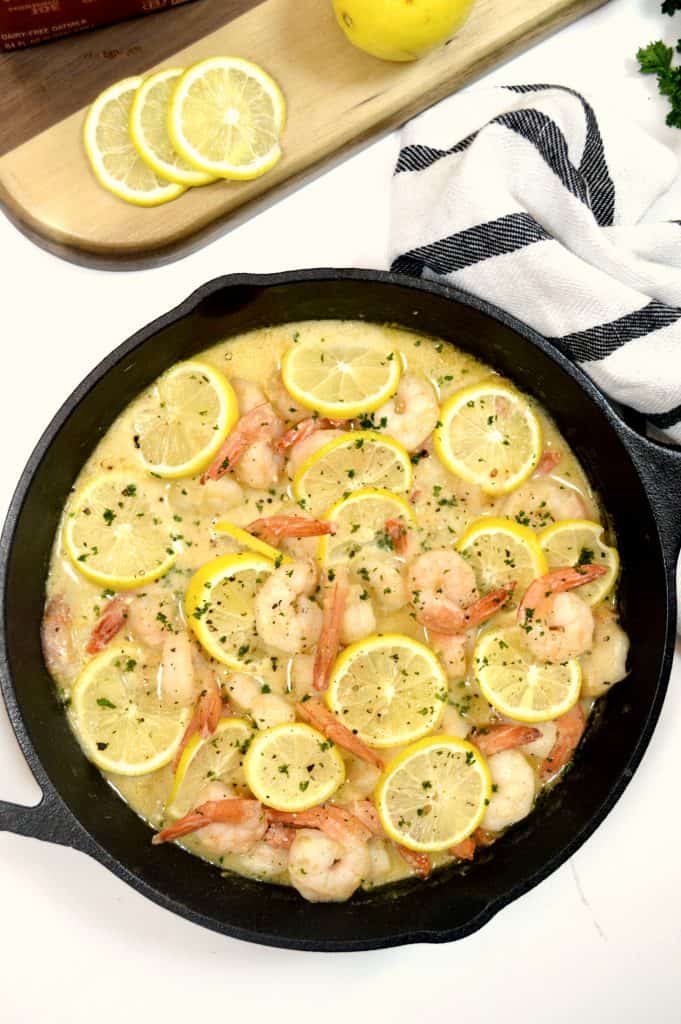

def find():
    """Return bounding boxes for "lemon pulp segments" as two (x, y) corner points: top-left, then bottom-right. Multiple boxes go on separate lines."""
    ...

(185, 552), (274, 670)
(320, 487), (416, 566)
(64, 472), (176, 589)
(292, 431), (413, 518)
(132, 360), (238, 478)
(539, 519), (619, 606)
(435, 382), (542, 495)
(244, 722), (345, 812)
(84, 77), (185, 206)
(474, 627), (582, 723)
(168, 717), (252, 817)
(168, 57), (285, 179)
(457, 516), (548, 602)
(71, 644), (189, 776)
(129, 68), (216, 187)
(281, 337), (401, 419)
(326, 633), (447, 748)
(375, 736), (491, 852)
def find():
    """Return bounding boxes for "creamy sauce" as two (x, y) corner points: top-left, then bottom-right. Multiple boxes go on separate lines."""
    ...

(44, 320), (614, 894)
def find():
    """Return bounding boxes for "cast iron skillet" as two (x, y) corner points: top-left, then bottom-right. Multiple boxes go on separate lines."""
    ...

(1, 270), (680, 952)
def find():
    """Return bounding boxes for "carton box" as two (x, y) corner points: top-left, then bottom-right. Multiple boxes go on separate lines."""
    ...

(0, 0), (196, 51)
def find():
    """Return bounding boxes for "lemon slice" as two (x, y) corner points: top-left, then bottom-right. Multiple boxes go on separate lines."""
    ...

(280, 337), (401, 420)
(320, 487), (416, 566)
(244, 722), (345, 812)
(168, 57), (286, 180)
(84, 76), (185, 206)
(457, 516), (548, 604)
(326, 634), (447, 748)
(292, 432), (413, 517)
(64, 472), (176, 589)
(167, 717), (253, 817)
(539, 520), (619, 606)
(133, 360), (238, 479)
(214, 520), (287, 562)
(474, 627), (582, 723)
(185, 552), (274, 670)
(129, 68), (217, 187)
(434, 382), (543, 495)
(71, 644), (189, 776)
(375, 736), (491, 853)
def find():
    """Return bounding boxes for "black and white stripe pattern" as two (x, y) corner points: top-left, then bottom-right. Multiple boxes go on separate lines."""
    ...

(388, 84), (681, 441)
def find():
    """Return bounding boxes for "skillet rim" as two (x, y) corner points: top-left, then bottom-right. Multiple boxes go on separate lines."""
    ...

(0, 267), (678, 951)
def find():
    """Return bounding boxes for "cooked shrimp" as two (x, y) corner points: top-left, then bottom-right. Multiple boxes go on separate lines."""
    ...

(201, 402), (284, 487)
(535, 449), (562, 476)
(246, 515), (334, 545)
(254, 560), (322, 654)
(450, 836), (476, 861)
(396, 845), (432, 878)
(440, 703), (471, 739)
(250, 693), (296, 731)
(266, 371), (309, 424)
(520, 721), (558, 760)
(231, 377), (268, 414)
(289, 653), (314, 700)
(236, 842), (290, 880)
(502, 478), (588, 529)
(171, 476), (243, 516)
(409, 550), (514, 634)
(296, 699), (383, 769)
(225, 671), (260, 709)
(375, 373), (440, 452)
(481, 750), (536, 832)
(152, 783), (267, 855)
(367, 837), (392, 884)
(347, 799), (431, 878)
(270, 805), (372, 903)
(275, 416), (346, 453)
(340, 583), (376, 646)
(472, 723), (542, 758)
(41, 594), (76, 681)
(263, 821), (296, 849)
(86, 595), (129, 654)
(286, 429), (345, 480)
(171, 653), (223, 771)
(517, 565), (606, 662)
(159, 631), (198, 706)
(430, 632), (467, 681)
(354, 550), (409, 613)
(341, 757), (382, 800)
(539, 703), (586, 780)
(313, 568), (348, 690)
(127, 591), (175, 649)
(580, 606), (629, 698)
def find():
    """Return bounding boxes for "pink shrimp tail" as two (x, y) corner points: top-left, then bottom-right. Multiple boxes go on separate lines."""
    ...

(517, 564), (607, 625)
(267, 804), (373, 845)
(152, 798), (260, 845)
(385, 518), (410, 556)
(171, 680), (222, 772)
(539, 702), (586, 780)
(397, 846), (432, 878)
(295, 699), (384, 769)
(246, 515), (335, 545)
(419, 583), (516, 635)
(275, 417), (344, 453)
(313, 569), (349, 692)
(201, 403), (277, 483)
(535, 450), (561, 476)
(86, 596), (129, 655)
(449, 836), (476, 861)
(263, 822), (296, 850)
(472, 723), (542, 759)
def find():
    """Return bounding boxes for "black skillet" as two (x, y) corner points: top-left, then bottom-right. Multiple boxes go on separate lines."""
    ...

(1, 270), (680, 952)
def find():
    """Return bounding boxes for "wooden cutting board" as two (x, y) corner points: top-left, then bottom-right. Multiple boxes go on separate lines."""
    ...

(0, 0), (609, 268)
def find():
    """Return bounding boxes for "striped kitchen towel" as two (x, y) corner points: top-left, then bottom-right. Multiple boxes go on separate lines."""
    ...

(389, 84), (681, 442)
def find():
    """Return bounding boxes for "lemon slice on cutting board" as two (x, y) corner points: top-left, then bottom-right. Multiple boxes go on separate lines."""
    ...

(457, 516), (548, 604)
(320, 487), (416, 566)
(168, 57), (286, 180)
(474, 626), (582, 723)
(64, 472), (176, 589)
(84, 76), (185, 206)
(292, 431), (413, 517)
(375, 736), (491, 853)
(434, 382), (542, 495)
(71, 644), (189, 776)
(244, 722), (345, 812)
(167, 716), (253, 817)
(326, 633), (447, 748)
(185, 552), (274, 670)
(129, 68), (217, 187)
(539, 520), (619, 606)
(133, 360), (238, 479)
(280, 337), (401, 420)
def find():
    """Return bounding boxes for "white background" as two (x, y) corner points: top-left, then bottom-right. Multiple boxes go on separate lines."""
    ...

(1, 1), (680, 1020)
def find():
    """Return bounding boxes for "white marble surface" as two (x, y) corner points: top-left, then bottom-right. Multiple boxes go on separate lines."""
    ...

(1, 1), (680, 1020)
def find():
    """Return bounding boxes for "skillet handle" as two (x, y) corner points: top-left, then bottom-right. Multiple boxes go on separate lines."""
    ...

(621, 427), (681, 569)
(0, 783), (94, 852)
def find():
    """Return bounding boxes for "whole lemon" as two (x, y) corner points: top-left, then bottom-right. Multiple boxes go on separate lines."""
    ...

(332, 0), (476, 62)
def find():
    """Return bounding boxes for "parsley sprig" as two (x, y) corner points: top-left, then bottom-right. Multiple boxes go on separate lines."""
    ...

(637, 4), (681, 128)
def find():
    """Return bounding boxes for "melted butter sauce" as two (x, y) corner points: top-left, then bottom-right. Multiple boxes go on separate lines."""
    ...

(45, 320), (606, 891)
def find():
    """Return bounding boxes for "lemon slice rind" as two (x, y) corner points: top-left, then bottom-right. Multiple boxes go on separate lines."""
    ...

(457, 516), (548, 601)
(539, 519), (619, 606)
